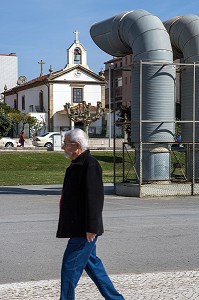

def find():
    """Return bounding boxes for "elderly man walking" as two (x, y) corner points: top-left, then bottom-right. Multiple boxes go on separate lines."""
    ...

(57, 128), (124, 300)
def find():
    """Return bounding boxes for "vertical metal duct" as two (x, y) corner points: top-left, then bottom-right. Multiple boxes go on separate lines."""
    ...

(90, 10), (175, 181)
(164, 14), (199, 141)
(164, 14), (199, 179)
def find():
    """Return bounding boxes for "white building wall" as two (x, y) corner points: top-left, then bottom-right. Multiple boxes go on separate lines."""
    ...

(84, 85), (101, 105)
(53, 82), (71, 130)
(5, 94), (16, 108)
(52, 82), (102, 112)
(52, 81), (103, 131)
(54, 113), (70, 130)
(53, 83), (71, 113)
(56, 71), (96, 82)
(17, 85), (48, 113)
(0, 54), (18, 95)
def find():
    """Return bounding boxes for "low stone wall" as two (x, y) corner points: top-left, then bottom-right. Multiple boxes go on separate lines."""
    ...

(0, 138), (125, 151)
(89, 138), (112, 149)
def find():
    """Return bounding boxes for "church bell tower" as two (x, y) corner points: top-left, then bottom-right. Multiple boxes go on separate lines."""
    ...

(65, 30), (89, 69)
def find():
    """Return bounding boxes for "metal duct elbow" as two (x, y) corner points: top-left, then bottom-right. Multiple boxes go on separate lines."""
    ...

(165, 14), (199, 147)
(164, 14), (199, 62)
(90, 12), (132, 57)
(90, 9), (173, 62)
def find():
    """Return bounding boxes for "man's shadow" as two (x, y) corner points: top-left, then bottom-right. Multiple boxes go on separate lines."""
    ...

(0, 185), (114, 195)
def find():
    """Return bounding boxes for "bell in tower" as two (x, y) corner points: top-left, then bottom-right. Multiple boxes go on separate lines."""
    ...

(66, 30), (89, 69)
(74, 47), (81, 64)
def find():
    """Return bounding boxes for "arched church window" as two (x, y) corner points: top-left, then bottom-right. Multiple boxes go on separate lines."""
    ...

(74, 47), (81, 64)
(39, 91), (44, 112)
(22, 96), (25, 110)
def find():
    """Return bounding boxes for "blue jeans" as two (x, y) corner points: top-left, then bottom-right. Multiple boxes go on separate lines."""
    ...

(60, 237), (124, 300)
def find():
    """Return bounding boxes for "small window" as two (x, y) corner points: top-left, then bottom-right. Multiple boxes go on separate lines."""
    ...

(14, 99), (18, 109)
(115, 77), (122, 87)
(120, 78), (123, 86)
(88, 127), (96, 137)
(29, 105), (34, 112)
(22, 96), (25, 110)
(73, 88), (83, 103)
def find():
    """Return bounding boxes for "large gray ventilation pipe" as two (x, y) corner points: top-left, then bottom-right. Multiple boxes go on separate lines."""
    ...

(164, 15), (199, 178)
(90, 10), (175, 182)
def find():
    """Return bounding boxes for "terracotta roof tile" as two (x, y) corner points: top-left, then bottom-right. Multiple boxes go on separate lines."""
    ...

(4, 65), (105, 95)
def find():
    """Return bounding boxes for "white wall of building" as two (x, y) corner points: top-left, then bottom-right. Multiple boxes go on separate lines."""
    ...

(0, 54), (18, 95)
(52, 74), (103, 113)
(52, 80), (103, 131)
(55, 70), (97, 82)
(4, 94), (16, 108)
(52, 83), (71, 113)
(54, 112), (71, 130)
(84, 85), (102, 105)
(17, 85), (48, 113)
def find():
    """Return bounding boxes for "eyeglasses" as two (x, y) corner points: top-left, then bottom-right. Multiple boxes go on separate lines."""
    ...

(62, 142), (77, 148)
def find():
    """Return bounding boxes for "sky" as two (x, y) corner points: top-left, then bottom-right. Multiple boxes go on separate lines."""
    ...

(1, 0), (199, 81)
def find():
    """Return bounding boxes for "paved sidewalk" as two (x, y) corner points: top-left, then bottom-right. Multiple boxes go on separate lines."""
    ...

(0, 270), (199, 300)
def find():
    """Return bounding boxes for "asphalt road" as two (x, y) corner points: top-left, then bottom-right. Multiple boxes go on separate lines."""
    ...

(1, 185), (199, 285)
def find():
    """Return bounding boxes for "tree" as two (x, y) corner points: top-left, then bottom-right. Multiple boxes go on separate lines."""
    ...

(8, 111), (21, 125)
(0, 102), (19, 113)
(7, 111), (37, 136)
(0, 103), (20, 135)
(0, 109), (12, 138)
(116, 105), (131, 143)
(65, 101), (105, 134)
(29, 117), (46, 138)
(20, 113), (37, 129)
(0, 103), (37, 137)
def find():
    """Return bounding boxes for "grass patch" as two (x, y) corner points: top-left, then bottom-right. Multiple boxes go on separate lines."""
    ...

(0, 150), (186, 186)
(0, 151), (115, 186)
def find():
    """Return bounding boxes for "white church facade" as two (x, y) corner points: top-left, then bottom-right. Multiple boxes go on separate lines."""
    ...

(4, 31), (106, 136)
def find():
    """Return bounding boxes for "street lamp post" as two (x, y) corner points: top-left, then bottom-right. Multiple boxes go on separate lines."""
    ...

(108, 63), (114, 147)
(108, 65), (111, 147)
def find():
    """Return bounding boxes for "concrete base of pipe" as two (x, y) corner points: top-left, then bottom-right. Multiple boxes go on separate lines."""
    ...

(135, 144), (170, 181)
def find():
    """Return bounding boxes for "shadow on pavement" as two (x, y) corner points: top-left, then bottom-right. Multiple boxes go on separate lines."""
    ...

(0, 185), (114, 196)
(0, 186), (62, 195)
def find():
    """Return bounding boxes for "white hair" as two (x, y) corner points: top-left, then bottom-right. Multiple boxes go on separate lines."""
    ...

(64, 128), (88, 150)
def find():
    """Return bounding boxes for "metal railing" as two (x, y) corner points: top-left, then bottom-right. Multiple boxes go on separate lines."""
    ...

(113, 61), (199, 196)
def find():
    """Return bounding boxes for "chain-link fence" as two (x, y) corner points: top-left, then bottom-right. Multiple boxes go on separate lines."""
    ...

(114, 140), (199, 197)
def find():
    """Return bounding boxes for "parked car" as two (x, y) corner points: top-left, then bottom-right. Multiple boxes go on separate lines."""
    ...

(0, 137), (17, 148)
(171, 143), (185, 151)
(32, 132), (61, 149)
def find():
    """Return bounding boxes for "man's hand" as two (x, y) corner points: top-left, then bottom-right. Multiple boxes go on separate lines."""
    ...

(86, 232), (96, 243)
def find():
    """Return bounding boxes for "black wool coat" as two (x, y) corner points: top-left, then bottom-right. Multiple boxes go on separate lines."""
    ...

(56, 150), (104, 238)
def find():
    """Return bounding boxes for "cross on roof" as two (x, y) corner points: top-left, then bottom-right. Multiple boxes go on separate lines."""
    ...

(38, 59), (45, 76)
(74, 30), (80, 42)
